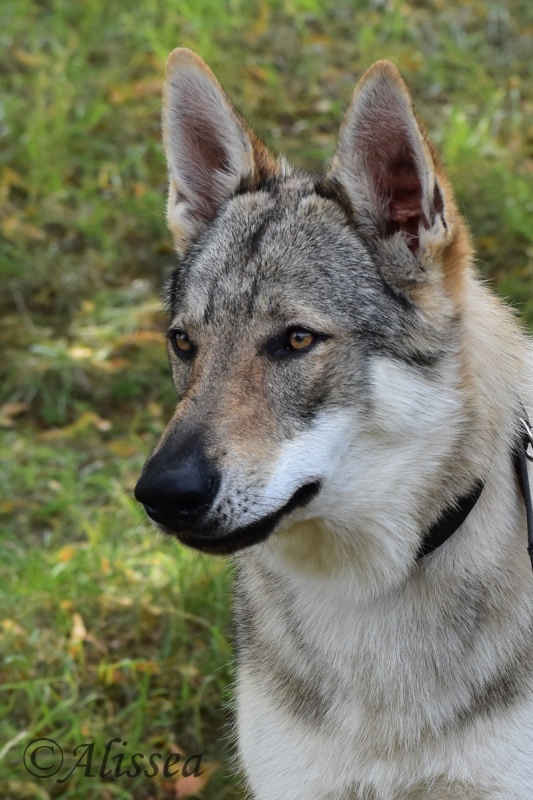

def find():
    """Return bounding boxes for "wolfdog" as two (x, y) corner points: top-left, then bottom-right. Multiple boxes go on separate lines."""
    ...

(135, 49), (533, 799)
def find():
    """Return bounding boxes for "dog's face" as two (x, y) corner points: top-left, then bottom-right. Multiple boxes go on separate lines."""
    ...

(135, 50), (473, 581)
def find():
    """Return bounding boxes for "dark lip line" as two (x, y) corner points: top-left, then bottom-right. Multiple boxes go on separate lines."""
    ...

(162, 480), (321, 555)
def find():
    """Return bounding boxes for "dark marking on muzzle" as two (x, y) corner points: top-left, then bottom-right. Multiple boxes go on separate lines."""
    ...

(163, 480), (321, 556)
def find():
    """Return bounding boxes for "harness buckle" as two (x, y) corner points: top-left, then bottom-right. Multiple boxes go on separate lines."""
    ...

(520, 417), (533, 463)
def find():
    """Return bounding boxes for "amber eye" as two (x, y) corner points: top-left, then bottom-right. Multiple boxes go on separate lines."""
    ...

(263, 326), (327, 359)
(170, 330), (194, 358)
(175, 332), (191, 351)
(288, 330), (316, 351)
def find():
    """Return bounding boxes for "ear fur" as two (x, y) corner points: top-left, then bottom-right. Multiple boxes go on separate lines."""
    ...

(163, 48), (277, 255)
(327, 61), (471, 295)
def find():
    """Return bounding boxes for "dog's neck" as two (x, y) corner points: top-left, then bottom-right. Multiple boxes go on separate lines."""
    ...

(417, 414), (532, 560)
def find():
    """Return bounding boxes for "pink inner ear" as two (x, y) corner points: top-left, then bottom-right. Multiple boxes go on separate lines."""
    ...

(365, 135), (425, 252)
(386, 159), (426, 251)
(353, 88), (427, 253)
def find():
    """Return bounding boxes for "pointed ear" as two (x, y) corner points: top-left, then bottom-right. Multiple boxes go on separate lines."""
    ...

(327, 61), (465, 286)
(162, 48), (277, 256)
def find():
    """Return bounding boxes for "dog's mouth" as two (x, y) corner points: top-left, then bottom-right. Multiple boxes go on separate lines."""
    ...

(158, 480), (321, 555)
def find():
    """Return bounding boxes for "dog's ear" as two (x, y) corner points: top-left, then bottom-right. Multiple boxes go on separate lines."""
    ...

(163, 48), (277, 256)
(327, 61), (468, 290)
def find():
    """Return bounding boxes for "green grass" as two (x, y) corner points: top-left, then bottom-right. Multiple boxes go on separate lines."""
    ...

(0, 424), (238, 798)
(1, 0), (533, 797)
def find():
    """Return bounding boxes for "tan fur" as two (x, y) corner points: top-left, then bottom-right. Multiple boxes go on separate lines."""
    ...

(330, 59), (473, 309)
(404, 780), (486, 800)
(136, 50), (533, 800)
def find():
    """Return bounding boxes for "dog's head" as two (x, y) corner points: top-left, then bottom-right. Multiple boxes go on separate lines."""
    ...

(135, 50), (475, 584)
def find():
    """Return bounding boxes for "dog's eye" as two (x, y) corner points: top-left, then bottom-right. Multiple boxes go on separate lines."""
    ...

(267, 327), (321, 359)
(288, 330), (315, 351)
(169, 329), (194, 359)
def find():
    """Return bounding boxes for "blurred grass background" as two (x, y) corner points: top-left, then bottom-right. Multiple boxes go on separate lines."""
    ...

(1, 0), (533, 797)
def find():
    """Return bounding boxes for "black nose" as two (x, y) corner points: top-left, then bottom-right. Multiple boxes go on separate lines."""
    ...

(134, 444), (220, 530)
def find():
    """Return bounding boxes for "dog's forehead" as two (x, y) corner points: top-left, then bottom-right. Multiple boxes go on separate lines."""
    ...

(168, 182), (378, 328)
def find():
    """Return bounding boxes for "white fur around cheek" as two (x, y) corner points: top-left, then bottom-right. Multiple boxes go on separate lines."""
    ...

(256, 361), (463, 525)
(261, 410), (355, 509)
(317, 358), (465, 536)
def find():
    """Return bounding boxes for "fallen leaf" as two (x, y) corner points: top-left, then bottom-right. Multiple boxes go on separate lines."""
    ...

(111, 331), (163, 350)
(38, 412), (111, 440)
(174, 759), (219, 798)
(68, 346), (93, 359)
(1, 215), (46, 241)
(174, 768), (211, 798)
(0, 403), (29, 420)
(108, 440), (137, 458)
(13, 47), (48, 67)
(68, 612), (89, 658)
(57, 545), (77, 564)
(1, 167), (28, 190)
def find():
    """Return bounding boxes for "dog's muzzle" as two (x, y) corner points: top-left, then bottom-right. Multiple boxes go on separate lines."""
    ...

(170, 480), (321, 555)
(134, 441), (321, 555)
(134, 441), (221, 530)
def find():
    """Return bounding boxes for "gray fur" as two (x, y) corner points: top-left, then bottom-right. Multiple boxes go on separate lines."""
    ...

(137, 50), (533, 799)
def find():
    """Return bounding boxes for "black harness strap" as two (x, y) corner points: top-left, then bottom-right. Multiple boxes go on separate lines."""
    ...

(416, 480), (485, 559)
(417, 412), (533, 565)
(515, 416), (533, 571)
